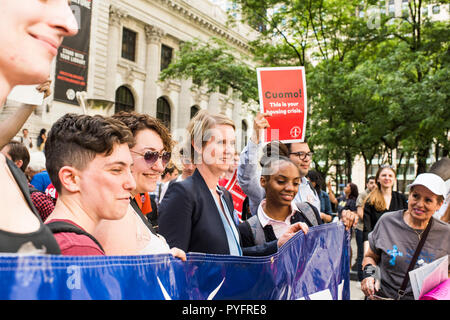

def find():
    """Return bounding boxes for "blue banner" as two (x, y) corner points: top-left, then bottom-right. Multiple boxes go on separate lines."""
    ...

(0, 223), (350, 300)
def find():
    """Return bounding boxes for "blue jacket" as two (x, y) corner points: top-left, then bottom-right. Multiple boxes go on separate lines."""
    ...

(30, 171), (51, 193)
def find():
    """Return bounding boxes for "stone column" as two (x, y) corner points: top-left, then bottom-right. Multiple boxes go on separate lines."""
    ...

(105, 5), (127, 102)
(208, 92), (221, 114)
(232, 99), (243, 149)
(177, 78), (192, 131)
(143, 24), (165, 117)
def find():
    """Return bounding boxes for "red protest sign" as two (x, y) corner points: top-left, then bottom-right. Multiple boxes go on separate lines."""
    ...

(257, 67), (307, 143)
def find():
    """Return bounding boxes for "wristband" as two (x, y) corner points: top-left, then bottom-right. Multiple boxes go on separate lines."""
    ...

(362, 264), (377, 280)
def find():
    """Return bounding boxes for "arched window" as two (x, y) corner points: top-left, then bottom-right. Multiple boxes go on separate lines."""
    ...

(190, 105), (200, 119)
(157, 97), (171, 130)
(241, 120), (248, 149)
(115, 86), (135, 113)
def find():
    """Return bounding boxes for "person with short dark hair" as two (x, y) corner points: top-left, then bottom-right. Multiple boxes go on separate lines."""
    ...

(1, 140), (55, 221)
(93, 111), (186, 260)
(1, 141), (30, 172)
(45, 113), (136, 256)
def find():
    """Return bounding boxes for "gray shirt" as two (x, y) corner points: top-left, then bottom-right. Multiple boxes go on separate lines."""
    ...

(368, 210), (450, 299)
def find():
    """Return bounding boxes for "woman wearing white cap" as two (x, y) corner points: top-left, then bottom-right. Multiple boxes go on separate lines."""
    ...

(361, 173), (450, 300)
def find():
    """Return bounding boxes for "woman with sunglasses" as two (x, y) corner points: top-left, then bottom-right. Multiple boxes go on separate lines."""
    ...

(363, 165), (408, 249)
(93, 112), (185, 260)
(158, 110), (304, 256)
(0, 0), (77, 254)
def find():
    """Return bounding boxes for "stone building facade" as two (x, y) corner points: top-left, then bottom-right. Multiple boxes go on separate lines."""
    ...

(1, 0), (259, 152)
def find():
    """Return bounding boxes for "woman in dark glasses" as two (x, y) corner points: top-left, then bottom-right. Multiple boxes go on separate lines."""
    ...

(158, 110), (303, 256)
(93, 112), (185, 260)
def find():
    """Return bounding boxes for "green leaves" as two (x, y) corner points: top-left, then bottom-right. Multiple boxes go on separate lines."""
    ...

(159, 37), (259, 103)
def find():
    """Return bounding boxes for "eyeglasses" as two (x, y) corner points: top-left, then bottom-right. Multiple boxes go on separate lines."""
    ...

(131, 150), (171, 167)
(290, 151), (314, 160)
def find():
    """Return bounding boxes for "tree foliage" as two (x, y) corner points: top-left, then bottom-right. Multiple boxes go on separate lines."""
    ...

(161, 0), (450, 180)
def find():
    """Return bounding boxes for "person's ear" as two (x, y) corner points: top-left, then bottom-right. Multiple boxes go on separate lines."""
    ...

(58, 166), (81, 193)
(260, 176), (267, 189)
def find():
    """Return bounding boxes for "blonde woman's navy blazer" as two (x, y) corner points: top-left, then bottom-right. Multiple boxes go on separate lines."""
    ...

(158, 169), (277, 256)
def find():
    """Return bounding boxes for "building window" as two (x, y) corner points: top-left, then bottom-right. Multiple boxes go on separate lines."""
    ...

(157, 97), (171, 129)
(115, 86), (135, 113)
(190, 105), (200, 119)
(402, 0), (409, 16)
(122, 28), (137, 62)
(388, 0), (395, 17)
(422, 6), (428, 16)
(432, 5), (440, 14)
(241, 120), (248, 149)
(161, 45), (173, 71)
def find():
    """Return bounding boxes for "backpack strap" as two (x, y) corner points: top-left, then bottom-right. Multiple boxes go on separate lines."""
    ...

(246, 214), (266, 246)
(130, 197), (158, 235)
(295, 201), (320, 227)
(46, 221), (105, 253)
(397, 218), (434, 299)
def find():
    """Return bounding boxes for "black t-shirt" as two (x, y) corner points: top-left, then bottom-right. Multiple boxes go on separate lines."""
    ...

(363, 191), (408, 241)
(0, 158), (60, 254)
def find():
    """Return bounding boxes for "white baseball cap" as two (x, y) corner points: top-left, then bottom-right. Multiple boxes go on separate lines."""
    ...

(407, 173), (447, 196)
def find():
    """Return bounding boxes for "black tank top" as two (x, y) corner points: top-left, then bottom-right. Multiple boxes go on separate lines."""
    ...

(0, 158), (60, 254)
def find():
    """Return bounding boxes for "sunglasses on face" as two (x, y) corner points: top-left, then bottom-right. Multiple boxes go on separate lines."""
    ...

(131, 150), (171, 167)
(290, 151), (314, 160)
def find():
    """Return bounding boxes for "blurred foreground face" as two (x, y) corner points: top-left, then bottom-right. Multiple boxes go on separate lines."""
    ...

(0, 0), (78, 88)
(200, 124), (236, 174)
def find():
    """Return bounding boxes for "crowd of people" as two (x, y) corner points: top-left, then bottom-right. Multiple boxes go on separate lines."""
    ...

(0, 0), (448, 301)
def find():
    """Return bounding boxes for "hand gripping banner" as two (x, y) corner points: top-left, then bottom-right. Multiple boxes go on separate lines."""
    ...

(0, 223), (350, 300)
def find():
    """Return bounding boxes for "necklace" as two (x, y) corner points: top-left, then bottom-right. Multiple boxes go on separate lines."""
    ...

(405, 211), (428, 240)
(412, 228), (425, 241)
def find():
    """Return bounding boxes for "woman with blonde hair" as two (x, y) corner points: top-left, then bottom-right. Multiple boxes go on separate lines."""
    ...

(363, 165), (408, 245)
(158, 110), (303, 256)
